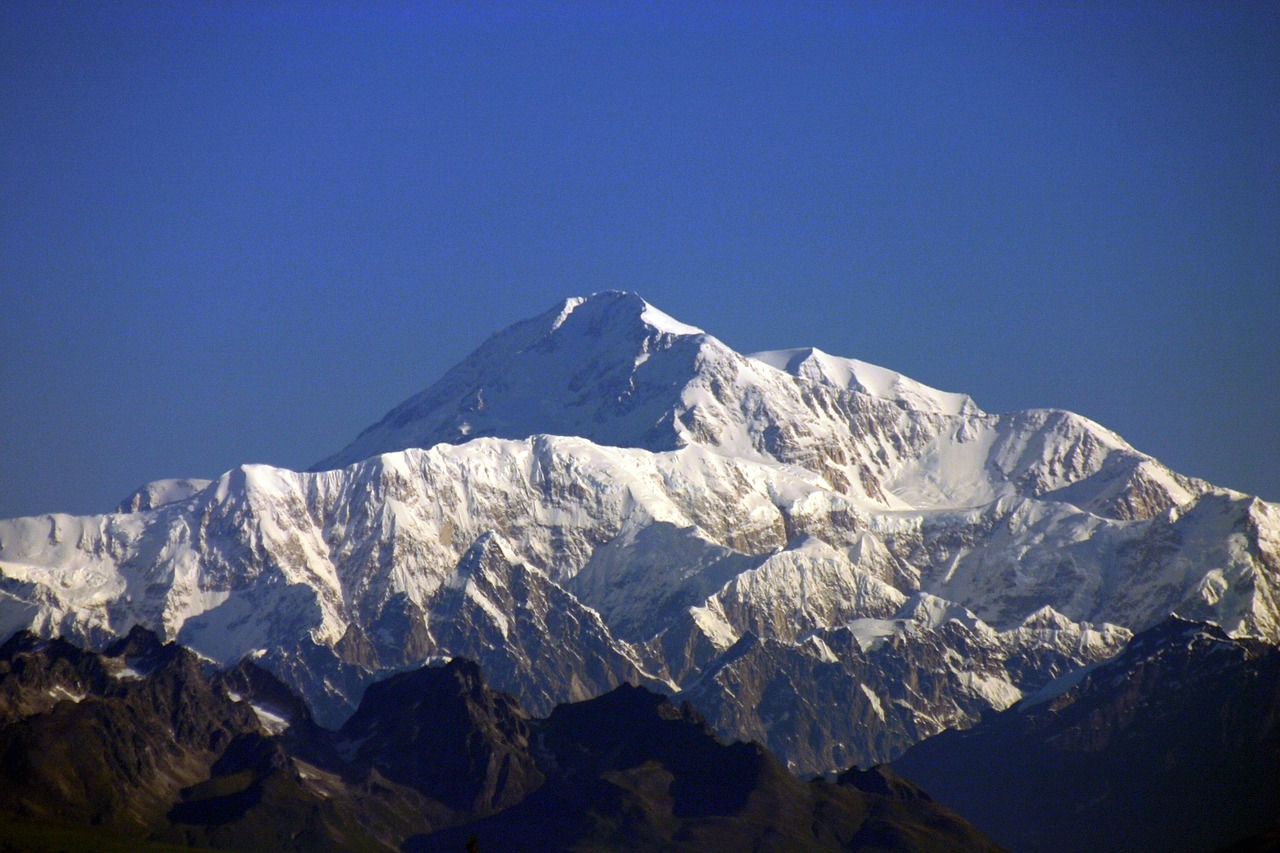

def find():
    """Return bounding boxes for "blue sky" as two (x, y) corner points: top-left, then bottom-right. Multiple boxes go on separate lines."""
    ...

(2, 2), (1277, 518)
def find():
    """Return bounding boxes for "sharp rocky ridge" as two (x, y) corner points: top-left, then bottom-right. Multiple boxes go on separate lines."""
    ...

(0, 628), (1003, 851)
(1, 291), (1277, 774)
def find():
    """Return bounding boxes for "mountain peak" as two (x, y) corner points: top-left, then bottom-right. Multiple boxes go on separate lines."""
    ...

(550, 291), (703, 338)
(451, 531), (518, 580)
(312, 293), (713, 470)
(310, 293), (1202, 521)
(750, 346), (980, 417)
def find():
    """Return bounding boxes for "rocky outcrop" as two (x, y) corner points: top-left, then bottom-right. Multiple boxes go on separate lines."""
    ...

(892, 617), (1280, 853)
(0, 630), (1002, 853)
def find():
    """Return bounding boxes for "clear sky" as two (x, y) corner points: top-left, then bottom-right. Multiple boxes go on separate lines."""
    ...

(2, 2), (1277, 519)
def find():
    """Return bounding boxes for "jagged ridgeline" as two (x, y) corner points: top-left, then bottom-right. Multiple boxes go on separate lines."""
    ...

(0, 629), (1001, 852)
(1, 292), (1277, 776)
(893, 617), (1280, 853)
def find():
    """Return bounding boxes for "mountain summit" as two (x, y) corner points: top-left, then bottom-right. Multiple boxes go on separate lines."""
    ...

(316, 292), (1199, 520)
(1, 293), (1277, 775)
(313, 292), (710, 469)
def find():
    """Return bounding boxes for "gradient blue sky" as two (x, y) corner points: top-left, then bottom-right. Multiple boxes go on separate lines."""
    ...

(2, 2), (1277, 519)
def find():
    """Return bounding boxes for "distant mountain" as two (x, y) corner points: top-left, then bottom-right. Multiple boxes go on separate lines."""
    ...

(892, 617), (1280, 853)
(314, 292), (1205, 524)
(410, 680), (1001, 853)
(0, 629), (1001, 853)
(1, 292), (1277, 774)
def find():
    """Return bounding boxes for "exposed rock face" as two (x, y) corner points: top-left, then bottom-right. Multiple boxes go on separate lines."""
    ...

(892, 617), (1280, 853)
(409, 679), (1003, 853)
(0, 627), (261, 831)
(0, 630), (1002, 853)
(677, 598), (1129, 773)
(336, 657), (544, 814)
(1, 292), (1276, 774)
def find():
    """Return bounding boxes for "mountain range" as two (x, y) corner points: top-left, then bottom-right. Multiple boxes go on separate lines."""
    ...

(1, 291), (1276, 791)
(894, 616), (1280, 852)
(0, 627), (1001, 852)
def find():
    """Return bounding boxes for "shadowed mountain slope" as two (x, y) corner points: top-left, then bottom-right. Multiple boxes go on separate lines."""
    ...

(893, 617), (1280, 853)
(0, 629), (1001, 852)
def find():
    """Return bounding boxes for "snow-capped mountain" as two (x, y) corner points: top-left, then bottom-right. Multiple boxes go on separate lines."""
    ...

(316, 291), (1205, 522)
(1, 292), (1276, 773)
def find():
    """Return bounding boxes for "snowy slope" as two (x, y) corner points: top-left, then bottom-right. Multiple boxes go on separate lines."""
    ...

(1, 439), (1275, 769)
(316, 292), (1209, 521)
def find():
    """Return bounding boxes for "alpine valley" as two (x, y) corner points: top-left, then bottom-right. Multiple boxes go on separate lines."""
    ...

(2, 292), (1278, 848)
